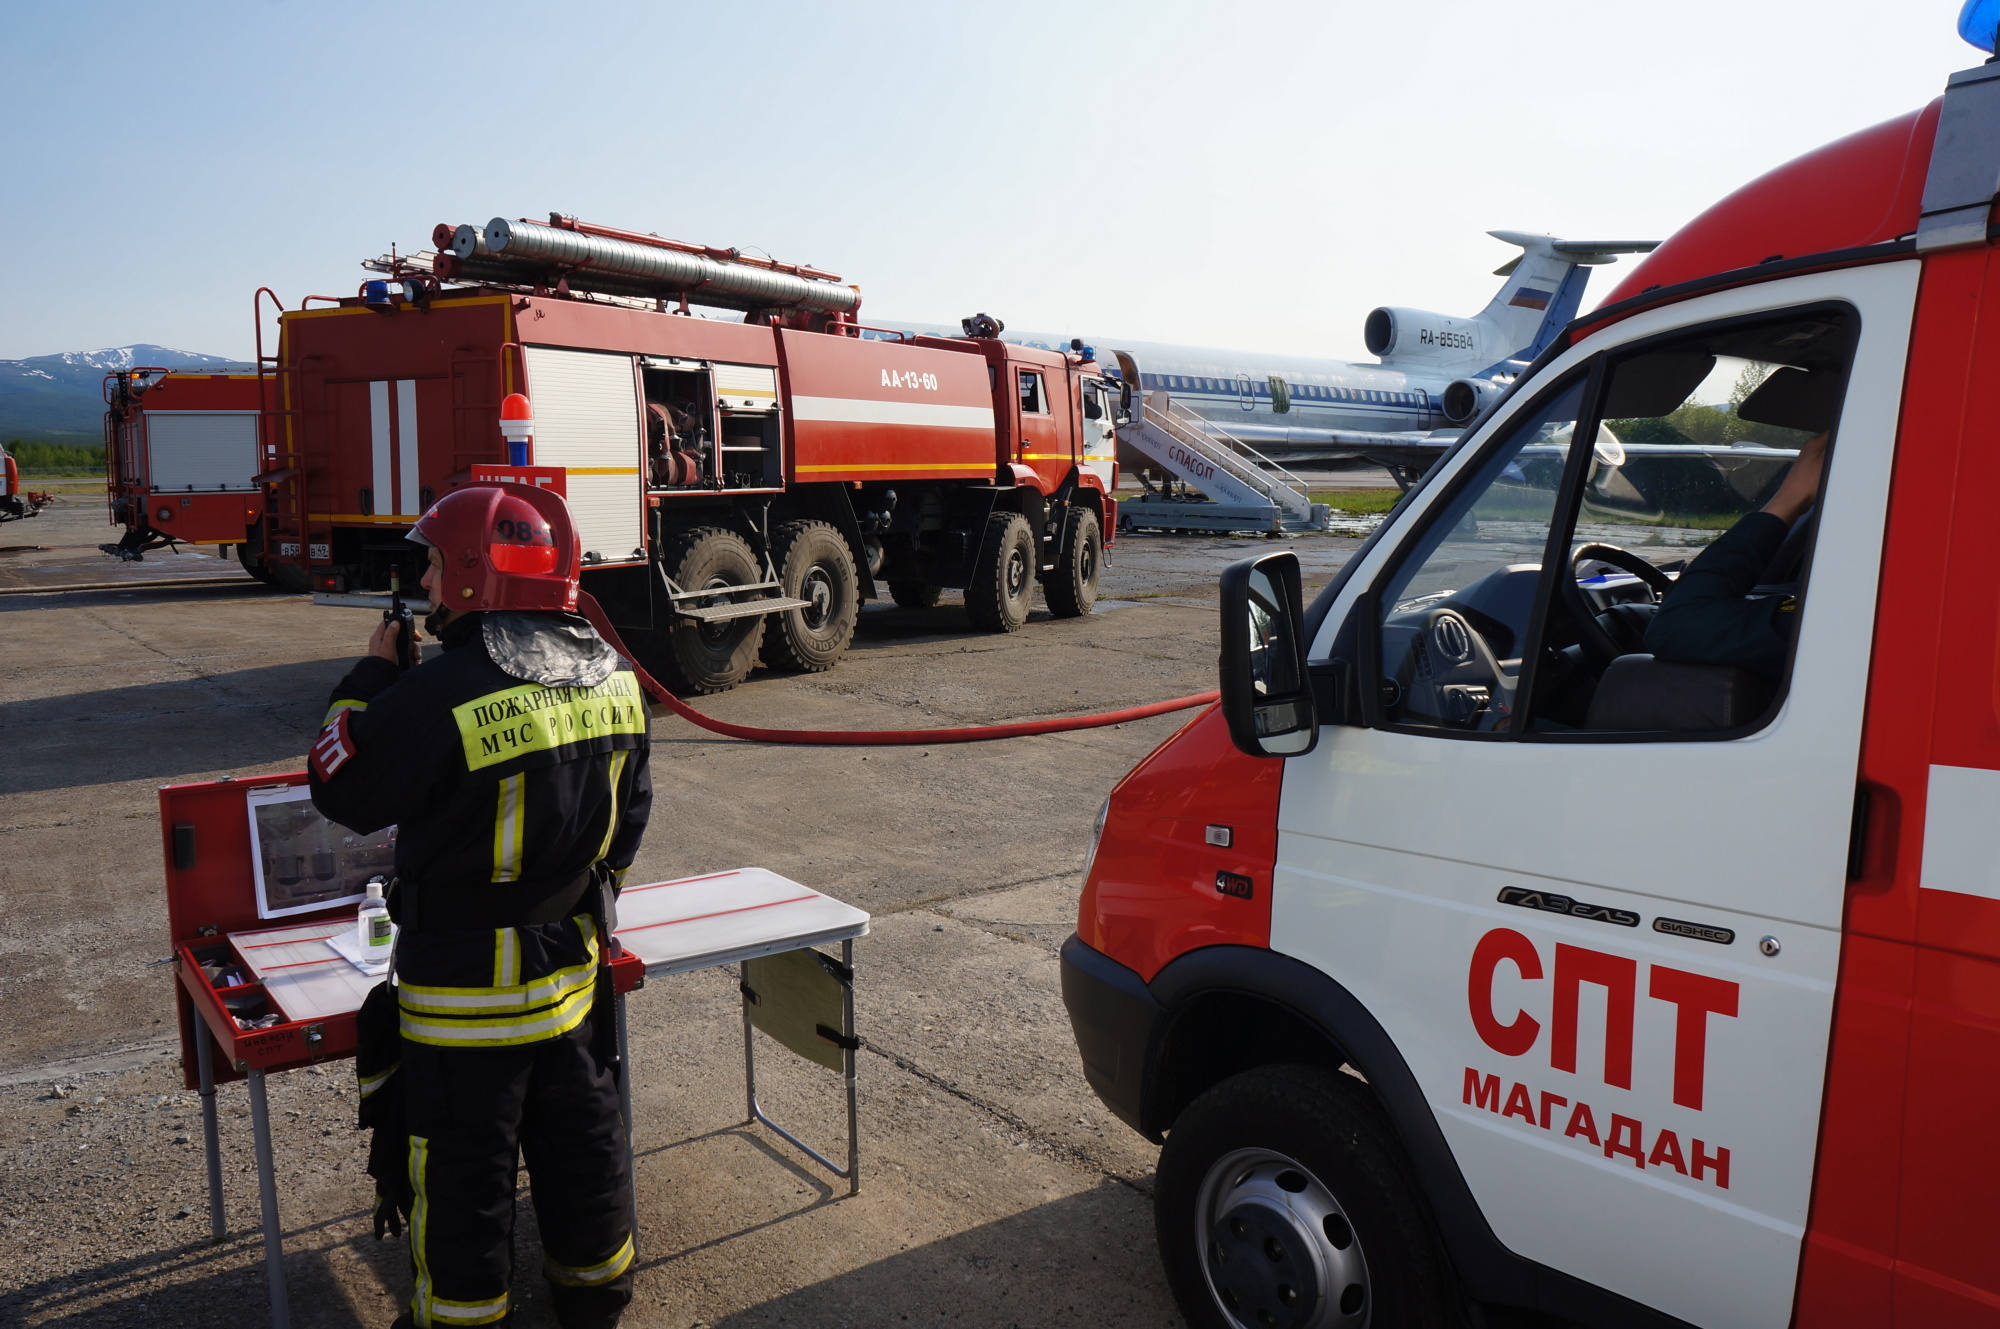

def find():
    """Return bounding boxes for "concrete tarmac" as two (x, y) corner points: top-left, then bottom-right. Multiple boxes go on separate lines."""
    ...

(0, 497), (1363, 1329)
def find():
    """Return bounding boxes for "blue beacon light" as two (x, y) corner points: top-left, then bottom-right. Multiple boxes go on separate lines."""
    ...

(1959, 0), (1999, 52)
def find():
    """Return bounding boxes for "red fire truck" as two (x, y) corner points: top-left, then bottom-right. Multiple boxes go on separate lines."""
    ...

(256, 219), (1118, 692)
(1062, 37), (2000, 1329)
(100, 368), (283, 579)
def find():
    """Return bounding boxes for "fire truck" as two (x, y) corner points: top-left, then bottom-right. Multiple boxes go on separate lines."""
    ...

(1062, 28), (2000, 1329)
(100, 368), (282, 579)
(254, 217), (1117, 691)
(1, 443), (51, 523)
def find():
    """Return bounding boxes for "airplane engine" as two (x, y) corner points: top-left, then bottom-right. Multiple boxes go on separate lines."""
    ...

(1364, 306), (1487, 363)
(1442, 377), (1506, 425)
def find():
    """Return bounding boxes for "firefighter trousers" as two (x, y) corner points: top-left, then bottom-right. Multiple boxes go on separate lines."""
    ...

(401, 1017), (634, 1329)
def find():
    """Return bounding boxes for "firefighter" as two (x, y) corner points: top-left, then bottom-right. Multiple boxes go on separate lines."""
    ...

(308, 484), (652, 1329)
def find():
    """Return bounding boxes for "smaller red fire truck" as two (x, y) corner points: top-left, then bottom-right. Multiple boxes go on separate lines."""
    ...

(1, 443), (51, 523)
(100, 368), (281, 579)
(1064, 30), (2000, 1329)
(254, 219), (1118, 691)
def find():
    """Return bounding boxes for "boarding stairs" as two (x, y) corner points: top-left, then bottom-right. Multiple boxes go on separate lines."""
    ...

(1116, 394), (1329, 534)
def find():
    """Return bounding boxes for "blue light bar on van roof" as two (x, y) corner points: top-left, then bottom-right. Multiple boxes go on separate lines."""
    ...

(1959, 0), (1998, 52)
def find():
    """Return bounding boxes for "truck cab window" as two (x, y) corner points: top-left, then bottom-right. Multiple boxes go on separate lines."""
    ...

(1019, 371), (1047, 415)
(1373, 378), (1585, 733)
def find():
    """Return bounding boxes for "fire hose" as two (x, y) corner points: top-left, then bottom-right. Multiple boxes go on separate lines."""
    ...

(576, 591), (1218, 745)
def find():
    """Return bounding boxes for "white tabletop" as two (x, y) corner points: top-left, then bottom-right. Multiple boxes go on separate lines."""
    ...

(611, 868), (870, 977)
(221, 869), (866, 1024)
(228, 919), (379, 1024)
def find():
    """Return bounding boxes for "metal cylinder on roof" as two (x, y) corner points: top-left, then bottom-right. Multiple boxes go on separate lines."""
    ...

(479, 217), (861, 314)
(434, 252), (663, 301)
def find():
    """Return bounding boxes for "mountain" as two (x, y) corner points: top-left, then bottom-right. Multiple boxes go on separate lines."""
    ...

(0, 345), (252, 439)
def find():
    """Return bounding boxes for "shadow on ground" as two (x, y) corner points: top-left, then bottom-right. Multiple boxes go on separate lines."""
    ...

(0, 657), (341, 795)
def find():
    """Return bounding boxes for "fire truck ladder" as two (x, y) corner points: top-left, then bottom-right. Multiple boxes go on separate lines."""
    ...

(1116, 395), (1329, 534)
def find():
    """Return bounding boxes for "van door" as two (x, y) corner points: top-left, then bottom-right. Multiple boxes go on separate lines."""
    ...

(1276, 263), (1918, 1328)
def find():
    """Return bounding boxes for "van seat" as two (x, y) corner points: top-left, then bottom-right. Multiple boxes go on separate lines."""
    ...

(1583, 654), (1773, 731)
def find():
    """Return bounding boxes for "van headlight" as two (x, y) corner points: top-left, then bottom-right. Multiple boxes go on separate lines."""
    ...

(1082, 797), (1110, 883)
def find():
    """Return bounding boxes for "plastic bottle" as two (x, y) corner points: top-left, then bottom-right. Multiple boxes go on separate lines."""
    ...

(357, 878), (394, 961)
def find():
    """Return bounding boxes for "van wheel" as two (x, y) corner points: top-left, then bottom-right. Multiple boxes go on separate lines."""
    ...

(760, 520), (858, 672)
(965, 512), (1035, 632)
(637, 527), (765, 694)
(1041, 508), (1102, 618)
(1155, 1065), (1456, 1329)
(888, 580), (941, 609)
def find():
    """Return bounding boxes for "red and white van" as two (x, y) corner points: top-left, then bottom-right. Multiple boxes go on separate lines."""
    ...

(1062, 51), (2000, 1329)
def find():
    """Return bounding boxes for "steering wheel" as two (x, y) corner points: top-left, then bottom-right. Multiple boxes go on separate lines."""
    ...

(1416, 607), (1509, 728)
(1571, 543), (1676, 598)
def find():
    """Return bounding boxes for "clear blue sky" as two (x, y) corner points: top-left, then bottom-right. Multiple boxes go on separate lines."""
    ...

(0, 1), (1974, 364)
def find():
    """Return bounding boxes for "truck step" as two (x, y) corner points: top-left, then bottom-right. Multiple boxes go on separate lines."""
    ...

(673, 596), (812, 623)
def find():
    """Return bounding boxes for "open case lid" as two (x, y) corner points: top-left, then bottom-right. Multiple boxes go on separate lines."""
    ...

(160, 770), (365, 943)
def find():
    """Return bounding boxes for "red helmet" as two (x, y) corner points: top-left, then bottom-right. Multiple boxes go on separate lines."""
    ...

(410, 483), (580, 612)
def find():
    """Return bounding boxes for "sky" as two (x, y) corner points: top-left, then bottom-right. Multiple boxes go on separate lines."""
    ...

(0, 1), (1977, 365)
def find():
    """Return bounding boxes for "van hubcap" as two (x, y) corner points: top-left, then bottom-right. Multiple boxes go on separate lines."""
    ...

(1198, 1149), (1369, 1328)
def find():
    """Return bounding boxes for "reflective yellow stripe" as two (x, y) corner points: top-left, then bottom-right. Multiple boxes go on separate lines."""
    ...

(358, 1062), (398, 1098)
(594, 749), (629, 864)
(399, 983), (595, 1047)
(400, 918), (596, 1014)
(545, 1232), (635, 1287)
(409, 1135), (434, 1327)
(424, 1297), (510, 1324)
(493, 927), (519, 988)
(453, 672), (647, 771)
(322, 698), (368, 726)
(491, 775), (524, 883)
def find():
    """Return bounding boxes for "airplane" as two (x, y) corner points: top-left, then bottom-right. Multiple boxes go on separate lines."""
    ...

(880, 232), (1657, 485)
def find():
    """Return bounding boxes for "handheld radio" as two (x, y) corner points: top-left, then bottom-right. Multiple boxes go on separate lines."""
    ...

(386, 569), (417, 672)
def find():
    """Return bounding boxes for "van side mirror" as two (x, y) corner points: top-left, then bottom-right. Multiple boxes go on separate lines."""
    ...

(1219, 552), (1318, 758)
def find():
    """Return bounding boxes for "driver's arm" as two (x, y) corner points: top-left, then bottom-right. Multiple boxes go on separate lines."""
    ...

(1642, 433), (1826, 677)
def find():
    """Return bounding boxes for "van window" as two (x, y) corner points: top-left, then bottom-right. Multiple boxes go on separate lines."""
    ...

(1019, 371), (1047, 415)
(1526, 310), (1848, 733)
(1374, 377), (1585, 732)
(1363, 307), (1850, 739)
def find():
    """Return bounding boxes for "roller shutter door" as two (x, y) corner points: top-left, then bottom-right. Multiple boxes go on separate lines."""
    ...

(523, 346), (645, 565)
(145, 412), (258, 491)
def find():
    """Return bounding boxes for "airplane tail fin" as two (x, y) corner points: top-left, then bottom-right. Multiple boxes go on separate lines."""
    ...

(1477, 232), (1658, 364)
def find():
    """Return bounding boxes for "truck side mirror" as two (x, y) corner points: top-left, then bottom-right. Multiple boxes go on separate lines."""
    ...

(1219, 552), (1318, 758)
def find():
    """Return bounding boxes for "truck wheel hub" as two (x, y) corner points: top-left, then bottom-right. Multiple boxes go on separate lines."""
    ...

(801, 566), (833, 630)
(1198, 1149), (1368, 1328)
(1005, 548), (1028, 598)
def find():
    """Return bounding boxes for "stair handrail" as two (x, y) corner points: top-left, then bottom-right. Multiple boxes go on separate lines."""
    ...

(1140, 401), (1314, 518)
(1159, 402), (1316, 509)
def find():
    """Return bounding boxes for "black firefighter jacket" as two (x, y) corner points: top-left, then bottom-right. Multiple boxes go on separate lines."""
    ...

(309, 609), (652, 1049)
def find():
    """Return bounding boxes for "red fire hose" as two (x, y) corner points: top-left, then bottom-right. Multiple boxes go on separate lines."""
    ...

(576, 591), (1218, 746)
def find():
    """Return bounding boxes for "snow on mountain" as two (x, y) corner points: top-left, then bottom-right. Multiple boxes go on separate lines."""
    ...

(0, 344), (251, 437)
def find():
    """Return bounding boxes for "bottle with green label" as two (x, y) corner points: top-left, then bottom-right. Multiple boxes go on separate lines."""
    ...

(357, 878), (394, 961)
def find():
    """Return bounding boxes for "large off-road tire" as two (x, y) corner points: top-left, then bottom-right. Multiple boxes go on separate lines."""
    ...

(964, 511), (1036, 633)
(888, 580), (941, 609)
(759, 520), (858, 673)
(636, 527), (765, 694)
(1155, 1064), (1458, 1329)
(1041, 507), (1102, 619)
(237, 537), (313, 592)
